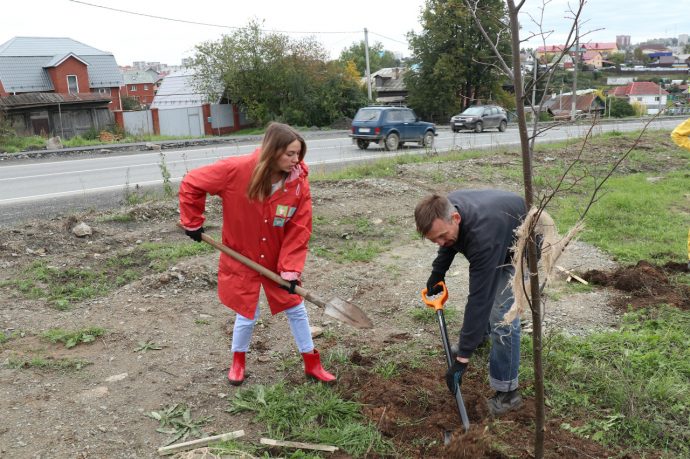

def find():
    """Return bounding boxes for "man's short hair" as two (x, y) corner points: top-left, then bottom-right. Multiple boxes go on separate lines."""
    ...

(414, 194), (454, 236)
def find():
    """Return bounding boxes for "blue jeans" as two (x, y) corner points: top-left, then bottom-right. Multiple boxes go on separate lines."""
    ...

(230, 301), (314, 354)
(488, 266), (520, 392)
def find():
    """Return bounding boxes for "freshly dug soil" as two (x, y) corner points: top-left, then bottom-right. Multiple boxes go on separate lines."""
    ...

(584, 260), (690, 310)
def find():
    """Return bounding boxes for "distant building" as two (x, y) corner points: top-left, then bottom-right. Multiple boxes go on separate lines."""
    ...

(0, 36), (123, 138)
(607, 77), (635, 86)
(149, 69), (252, 137)
(609, 81), (668, 115)
(361, 67), (408, 105)
(535, 43), (614, 67)
(542, 89), (606, 119)
(616, 35), (631, 49)
(121, 69), (160, 106)
(679, 34), (689, 46)
(129, 61), (186, 74)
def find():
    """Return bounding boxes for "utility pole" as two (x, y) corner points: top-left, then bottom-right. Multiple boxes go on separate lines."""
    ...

(571, 24), (579, 121)
(531, 49), (538, 122)
(364, 28), (372, 101)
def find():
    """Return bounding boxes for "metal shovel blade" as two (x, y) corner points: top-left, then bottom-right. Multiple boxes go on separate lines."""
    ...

(321, 296), (373, 329)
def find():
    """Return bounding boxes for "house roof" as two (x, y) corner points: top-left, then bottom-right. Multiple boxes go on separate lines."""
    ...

(44, 52), (90, 68)
(582, 42), (617, 50)
(543, 92), (604, 114)
(0, 37), (123, 93)
(363, 67), (407, 93)
(610, 81), (669, 97)
(122, 70), (159, 85)
(582, 51), (602, 61)
(0, 92), (112, 110)
(151, 69), (221, 109)
(536, 45), (565, 53)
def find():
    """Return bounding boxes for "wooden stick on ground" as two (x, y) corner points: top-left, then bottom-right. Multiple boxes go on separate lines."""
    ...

(260, 438), (338, 453)
(556, 265), (589, 285)
(157, 430), (245, 456)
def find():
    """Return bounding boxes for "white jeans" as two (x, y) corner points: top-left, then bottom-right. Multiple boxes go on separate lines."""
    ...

(230, 301), (314, 354)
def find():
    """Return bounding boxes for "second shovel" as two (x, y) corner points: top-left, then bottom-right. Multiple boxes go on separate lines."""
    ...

(421, 282), (470, 434)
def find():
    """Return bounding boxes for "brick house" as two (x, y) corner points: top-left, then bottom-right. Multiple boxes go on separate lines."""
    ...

(0, 37), (123, 138)
(121, 69), (159, 107)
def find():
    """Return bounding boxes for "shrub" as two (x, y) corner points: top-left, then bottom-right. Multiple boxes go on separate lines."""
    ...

(608, 97), (635, 118)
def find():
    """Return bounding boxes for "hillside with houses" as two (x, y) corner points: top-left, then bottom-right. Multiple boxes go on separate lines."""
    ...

(0, 32), (688, 142)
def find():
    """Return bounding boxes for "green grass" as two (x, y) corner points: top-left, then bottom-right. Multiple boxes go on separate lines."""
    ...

(311, 150), (486, 181)
(409, 305), (458, 325)
(0, 261), (112, 310)
(41, 327), (106, 348)
(6, 355), (91, 371)
(0, 238), (215, 307)
(0, 330), (20, 344)
(212, 439), (322, 459)
(136, 240), (214, 271)
(520, 305), (689, 456)
(135, 340), (164, 352)
(552, 172), (690, 263)
(147, 403), (213, 446)
(372, 360), (400, 379)
(228, 383), (392, 458)
(0, 133), (211, 154)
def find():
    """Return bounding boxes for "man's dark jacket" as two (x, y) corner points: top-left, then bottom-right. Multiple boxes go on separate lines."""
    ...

(431, 189), (526, 359)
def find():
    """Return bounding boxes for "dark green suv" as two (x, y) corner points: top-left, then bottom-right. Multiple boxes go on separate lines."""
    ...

(350, 106), (436, 150)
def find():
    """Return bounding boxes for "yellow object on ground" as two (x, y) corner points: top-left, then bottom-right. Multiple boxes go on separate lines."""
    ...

(671, 117), (690, 152)
(670, 119), (690, 268)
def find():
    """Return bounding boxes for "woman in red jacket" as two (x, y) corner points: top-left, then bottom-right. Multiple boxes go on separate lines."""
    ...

(179, 122), (334, 385)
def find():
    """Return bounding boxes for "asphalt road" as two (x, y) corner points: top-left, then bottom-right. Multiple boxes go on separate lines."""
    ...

(0, 117), (682, 226)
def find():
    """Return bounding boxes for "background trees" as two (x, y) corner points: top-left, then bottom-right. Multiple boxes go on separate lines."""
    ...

(405, 0), (511, 122)
(191, 21), (366, 127)
(338, 41), (400, 76)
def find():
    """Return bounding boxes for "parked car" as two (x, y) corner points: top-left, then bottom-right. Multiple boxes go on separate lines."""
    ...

(350, 106), (436, 150)
(450, 105), (508, 133)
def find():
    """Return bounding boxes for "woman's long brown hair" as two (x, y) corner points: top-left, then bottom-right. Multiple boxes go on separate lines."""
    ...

(247, 122), (306, 201)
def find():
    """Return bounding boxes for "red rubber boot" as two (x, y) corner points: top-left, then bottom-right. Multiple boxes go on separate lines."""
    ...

(227, 352), (246, 386)
(302, 349), (336, 383)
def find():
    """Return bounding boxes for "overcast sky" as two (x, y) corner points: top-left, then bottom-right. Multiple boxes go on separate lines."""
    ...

(1, 0), (687, 67)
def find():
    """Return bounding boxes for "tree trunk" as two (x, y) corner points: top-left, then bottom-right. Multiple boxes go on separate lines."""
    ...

(506, 1), (545, 457)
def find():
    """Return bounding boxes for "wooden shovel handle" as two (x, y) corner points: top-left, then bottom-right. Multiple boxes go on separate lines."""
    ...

(177, 224), (325, 308)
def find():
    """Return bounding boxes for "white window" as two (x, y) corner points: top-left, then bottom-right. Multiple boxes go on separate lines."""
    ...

(67, 75), (79, 94)
(144, 85), (149, 90)
(92, 88), (112, 96)
(130, 85), (137, 91)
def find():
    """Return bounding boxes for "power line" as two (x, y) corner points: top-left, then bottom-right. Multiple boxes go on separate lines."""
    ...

(69, 0), (360, 35)
(369, 31), (409, 46)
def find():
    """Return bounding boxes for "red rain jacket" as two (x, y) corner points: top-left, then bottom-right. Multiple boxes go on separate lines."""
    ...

(179, 149), (312, 318)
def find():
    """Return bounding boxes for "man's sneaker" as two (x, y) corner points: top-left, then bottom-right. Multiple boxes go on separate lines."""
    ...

(487, 389), (523, 416)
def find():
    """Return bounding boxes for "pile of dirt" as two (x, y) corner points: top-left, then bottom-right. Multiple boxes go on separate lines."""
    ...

(584, 260), (690, 310)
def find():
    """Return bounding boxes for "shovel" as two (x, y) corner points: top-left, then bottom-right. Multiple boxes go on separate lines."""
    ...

(421, 282), (470, 436)
(178, 224), (373, 329)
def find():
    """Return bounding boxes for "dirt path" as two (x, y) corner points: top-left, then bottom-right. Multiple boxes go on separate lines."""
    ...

(0, 155), (653, 458)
